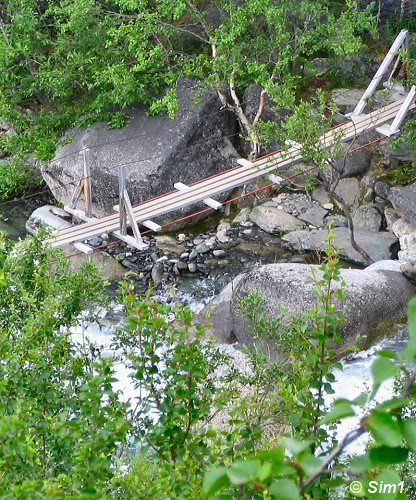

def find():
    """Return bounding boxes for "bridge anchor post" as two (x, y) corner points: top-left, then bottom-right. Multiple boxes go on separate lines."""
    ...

(113, 165), (148, 250)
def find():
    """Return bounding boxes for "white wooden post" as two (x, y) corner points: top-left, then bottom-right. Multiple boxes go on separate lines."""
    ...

(376, 85), (416, 137)
(349, 30), (408, 118)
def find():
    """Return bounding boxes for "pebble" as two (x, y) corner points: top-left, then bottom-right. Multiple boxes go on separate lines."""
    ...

(323, 203), (334, 210)
(189, 250), (198, 261)
(213, 249), (226, 258)
(157, 256), (168, 263)
(180, 252), (189, 260)
(188, 262), (197, 273)
(193, 238), (204, 245)
(195, 243), (210, 254)
(177, 233), (186, 243)
(176, 261), (188, 271)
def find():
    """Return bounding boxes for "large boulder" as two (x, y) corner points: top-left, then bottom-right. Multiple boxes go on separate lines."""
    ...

(42, 79), (239, 217)
(228, 262), (415, 356)
(282, 227), (398, 264)
(388, 183), (416, 224)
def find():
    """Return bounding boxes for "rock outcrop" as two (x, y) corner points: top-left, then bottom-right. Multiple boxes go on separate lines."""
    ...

(42, 79), (239, 217)
(282, 227), (398, 264)
(225, 262), (415, 356)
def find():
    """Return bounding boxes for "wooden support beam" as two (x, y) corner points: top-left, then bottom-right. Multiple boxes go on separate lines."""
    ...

(349, 29), (408, 118)
(237, 158), (254, 168)
(174, 182), (223, 210)
(376, 85), (416, 137)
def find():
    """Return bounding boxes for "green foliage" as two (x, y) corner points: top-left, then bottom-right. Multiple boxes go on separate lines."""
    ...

(203, 293), (416, 499)
(0, 233), (130, 496)
(0, 0), (376, 197)
(1, 227), (416, 498)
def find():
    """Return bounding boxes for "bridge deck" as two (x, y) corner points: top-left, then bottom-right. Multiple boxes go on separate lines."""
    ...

(48, 98), (414, 248)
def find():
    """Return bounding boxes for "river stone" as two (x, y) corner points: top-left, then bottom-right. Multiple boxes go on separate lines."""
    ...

(250, 206), (304, 233)
(391, 217), (416, 251)
(233, 208), (251, 224)
(297, 205), (328, 227)
(388, 184), (416, 224)
(229, 262), (415, 356)
(352, 204), (382, 232)
(154, 235), (186, 255)
(282, 227), (398, 265)
(42, 78), (238, 217)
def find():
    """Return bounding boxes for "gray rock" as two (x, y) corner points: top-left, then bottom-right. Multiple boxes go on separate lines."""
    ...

(380, 140), (416, 163)
(189, 250), (198, 261)
(283, 227), (398, 265)
(197, 275), (244, 343)
(311, 186), (330, 205)
(374, 181), (391, 199)
(151, 263), (164, 285)
(384, 207), (399, 231)
(87, 236), (104, 247)
(213, 249), (227, 258)
(400, 263), (416, 286)
(196, 242), (210, 254)
(50, 207), (71, 219)
(388, 184), (416, 225)
(188, 262), (198, 273)
(233, 208), (251, 224)
(154, 235), (186, 255)
(42, 78), (238, 217)
(391, 217), (416, 252)
(331, 89), (365, 113)
(176, 261), (189, 271)
(398, 250), (416, 266)
(352, 204), (382, 232)
(325, 214), (348, 228)
(250, 206), (305, 233)
(333, 141), (371, 178)
(335, 178), (361, 209)
(230, 263), (415, 356)
(297, 205), (328, 227)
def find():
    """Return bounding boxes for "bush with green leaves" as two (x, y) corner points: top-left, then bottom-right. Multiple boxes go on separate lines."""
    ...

(0, 233), (129, 497)
(0, 0), (376, 195)
(203, 305), (416, 498)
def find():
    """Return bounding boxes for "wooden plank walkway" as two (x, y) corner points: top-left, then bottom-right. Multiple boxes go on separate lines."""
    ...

(48, 97), (414, 249)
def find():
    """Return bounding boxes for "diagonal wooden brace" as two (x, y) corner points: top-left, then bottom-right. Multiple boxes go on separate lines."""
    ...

(116, 166), (148, 250)
(174, 182), (223, 210)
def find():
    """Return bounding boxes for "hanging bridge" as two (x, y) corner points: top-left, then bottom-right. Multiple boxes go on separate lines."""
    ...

(46, 30), (416, 253)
